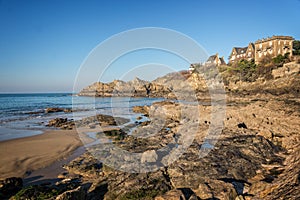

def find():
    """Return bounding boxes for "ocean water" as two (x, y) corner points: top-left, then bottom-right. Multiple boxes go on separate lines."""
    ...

(0, 93), (163, 141)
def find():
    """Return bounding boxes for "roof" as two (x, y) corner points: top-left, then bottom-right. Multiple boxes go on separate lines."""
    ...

(234, 47), (248, 54)
(206, 54), (217, 62)
(248, 43), (255, 49)
(255, 35), (294, 44)
(219, 57), (226, 65)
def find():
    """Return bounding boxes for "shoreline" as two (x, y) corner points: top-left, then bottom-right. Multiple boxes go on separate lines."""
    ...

(0, 129), (83, 180)
(24, 146), (86, 186)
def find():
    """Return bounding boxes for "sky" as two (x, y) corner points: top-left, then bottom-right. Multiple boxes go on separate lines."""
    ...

(0, 0), (299, 93)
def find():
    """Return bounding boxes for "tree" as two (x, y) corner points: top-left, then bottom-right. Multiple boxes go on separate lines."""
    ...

(236, 59), (257, 82)
(293, 40), (300, 55)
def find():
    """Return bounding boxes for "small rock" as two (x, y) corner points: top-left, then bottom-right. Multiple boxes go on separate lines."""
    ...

(45, 107), (64, 113)
(141, 150), (158, 163)
(193, 183), (213, 199)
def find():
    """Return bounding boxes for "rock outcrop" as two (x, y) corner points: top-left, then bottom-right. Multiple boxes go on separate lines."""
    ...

(55, 100), (300, 199)
(79, 78), (172, 98)
(47, 118), (75, 130)
(6, 97), (300, 199)
(78, 62), (300, 100)
(46, 114), (130, 130)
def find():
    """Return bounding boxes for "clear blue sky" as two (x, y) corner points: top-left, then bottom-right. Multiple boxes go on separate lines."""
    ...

(0, 0), (299, 93)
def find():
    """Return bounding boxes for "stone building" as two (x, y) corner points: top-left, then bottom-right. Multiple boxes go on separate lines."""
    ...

(246, 43), (255, 61)
(229, 43), (255, 64)
(205, 53), (226, 66)
(229, 36), (294, 64)
(254, 36), (294, 63)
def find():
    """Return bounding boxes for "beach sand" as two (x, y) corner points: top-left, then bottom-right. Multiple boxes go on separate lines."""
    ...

(0, 130), (82, 179)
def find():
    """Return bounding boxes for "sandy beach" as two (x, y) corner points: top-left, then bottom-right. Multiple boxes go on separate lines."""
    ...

(0, 130), (82, 179)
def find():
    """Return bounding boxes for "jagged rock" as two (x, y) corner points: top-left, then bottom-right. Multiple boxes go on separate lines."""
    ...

(55, 186), (86, 200)
(141, 150), (158, 163)
(103, 169), (171, 200)
(95, 99), (300, 198)
(78, 61), (300, 100)
(249, 143), (300, 199)
(47, 118), (75, 130)
(193, 179), (238, 200)
(87, 181), (108, 200)
(78, 75), (174, 98)
(132, 105), (149, 115)
(272, 61), (300, 79)
(48, 118), (68, 126)
(63, 153), (103, 178)
(76, 114), (130, 127)
(168, 133), (283, 194)
(33, 96), (300, 199)
(46, 114), (129, 130)
(155, 189), (186, 200)
(100, 129), (127, 140)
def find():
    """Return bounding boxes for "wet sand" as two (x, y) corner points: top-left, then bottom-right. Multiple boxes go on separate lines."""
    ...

(0, 130), (82, 179)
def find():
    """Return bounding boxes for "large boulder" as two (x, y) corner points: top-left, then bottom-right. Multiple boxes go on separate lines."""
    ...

(55, 186), (86, 200)
(47, 118), (75, 130)
(155, 189), (186, 200)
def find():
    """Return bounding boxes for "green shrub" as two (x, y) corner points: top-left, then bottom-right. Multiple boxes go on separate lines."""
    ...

(120, 189), (161, 200)
(13, 186), (59, 200)
(235, 59), (258, 82)
(293, 40), (300, 55)
(272, 53), (290, 67)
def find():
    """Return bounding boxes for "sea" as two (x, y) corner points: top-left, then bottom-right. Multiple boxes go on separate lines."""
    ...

(0, 93), (163, 141)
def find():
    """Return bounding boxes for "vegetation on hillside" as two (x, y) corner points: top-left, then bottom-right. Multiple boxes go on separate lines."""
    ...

(221, 53), (292, 84)
(293, 40), (300, 55)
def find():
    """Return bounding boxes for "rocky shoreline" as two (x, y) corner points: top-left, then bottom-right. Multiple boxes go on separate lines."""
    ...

(1, 97), (299, 199)
(1, 63), (300, 199)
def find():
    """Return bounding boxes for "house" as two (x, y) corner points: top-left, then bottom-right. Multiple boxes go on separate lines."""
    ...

(205, 53), (226, 66)
(254, 36), (294, 63)
(229, 43), (255, 64)
(246, 43), (255, 60)
(189, 53), (225, 72)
